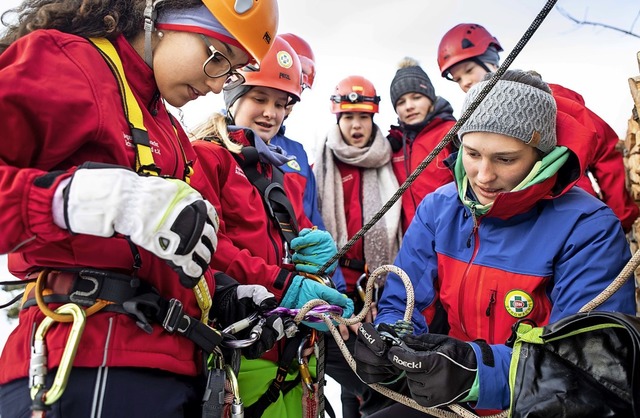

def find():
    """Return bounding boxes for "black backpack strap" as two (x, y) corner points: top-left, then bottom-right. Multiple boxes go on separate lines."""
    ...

(234, 146), (299, 246)
(244, 333), (305, 418)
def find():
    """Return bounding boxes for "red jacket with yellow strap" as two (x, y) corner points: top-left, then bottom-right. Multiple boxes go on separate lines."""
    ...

(0, 31), (214, 384)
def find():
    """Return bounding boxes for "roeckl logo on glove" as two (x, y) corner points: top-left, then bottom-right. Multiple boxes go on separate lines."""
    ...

(392, 355), (422, 369)
(359, 325), (376, 345)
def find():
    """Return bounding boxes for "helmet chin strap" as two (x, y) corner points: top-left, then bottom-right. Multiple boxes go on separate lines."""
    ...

(143, 0), (163, 68)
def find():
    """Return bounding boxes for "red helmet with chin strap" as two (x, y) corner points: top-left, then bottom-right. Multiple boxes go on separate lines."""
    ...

(279, 33), (316, 89)
(437, 23), (503, 78)
(330, 75), (380, 114)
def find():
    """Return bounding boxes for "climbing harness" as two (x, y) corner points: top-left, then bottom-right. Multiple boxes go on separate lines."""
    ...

(233, 143), (300, 249)
(226, 134), (331, 417)
(88, 37), (195, 182)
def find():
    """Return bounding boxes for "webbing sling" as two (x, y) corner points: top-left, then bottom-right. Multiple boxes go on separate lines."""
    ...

(87, 38), (210, 323)
(233, 145), (299, 246)
(244, 333), (304, 418)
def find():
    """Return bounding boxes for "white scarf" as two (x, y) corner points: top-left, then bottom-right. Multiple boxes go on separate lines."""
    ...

(314, 124), (402, 276)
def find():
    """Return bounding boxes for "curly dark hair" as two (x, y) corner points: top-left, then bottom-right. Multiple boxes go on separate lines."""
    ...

(0, 0), (201, 54)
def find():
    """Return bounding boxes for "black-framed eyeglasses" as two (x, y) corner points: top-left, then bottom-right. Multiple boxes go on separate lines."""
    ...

(199, 35), (245, 91)
(330, 92), (381, 105)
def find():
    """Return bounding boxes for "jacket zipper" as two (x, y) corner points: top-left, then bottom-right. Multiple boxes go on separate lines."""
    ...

(485, 289), (497, 342)
(458, 206), (480, 336)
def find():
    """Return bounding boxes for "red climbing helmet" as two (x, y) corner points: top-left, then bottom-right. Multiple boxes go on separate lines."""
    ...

(437, 23), (503, 77)
(279, 33), (316, 89)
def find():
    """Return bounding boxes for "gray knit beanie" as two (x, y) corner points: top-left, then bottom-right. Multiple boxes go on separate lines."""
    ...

(390, 57), (436, 109)
(458, 75), (557, 154)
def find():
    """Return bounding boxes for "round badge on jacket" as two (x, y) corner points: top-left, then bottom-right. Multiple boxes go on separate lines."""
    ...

(504, 289), (534, 318)
(286, 160), (301, 171)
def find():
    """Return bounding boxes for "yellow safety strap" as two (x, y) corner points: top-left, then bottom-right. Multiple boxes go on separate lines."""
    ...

(88, 37), (210, 321)
(89, 37), (159, 176)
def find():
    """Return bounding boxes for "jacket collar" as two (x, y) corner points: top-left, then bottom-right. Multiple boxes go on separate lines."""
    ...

(112, 34), (159, 108)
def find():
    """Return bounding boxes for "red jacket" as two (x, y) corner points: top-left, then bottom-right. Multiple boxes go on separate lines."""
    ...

(390, 118), (457, 232)
(0, 30), (211, 384)
(191, 130), (313, 301)
(191, 130), (314, 363)
(550, 83), (638, 232)
(334, 161), (366, 293)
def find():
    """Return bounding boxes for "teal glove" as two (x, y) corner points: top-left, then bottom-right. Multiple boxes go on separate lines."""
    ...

(291, 228), (338, 274)
(280, 275), (354, 331)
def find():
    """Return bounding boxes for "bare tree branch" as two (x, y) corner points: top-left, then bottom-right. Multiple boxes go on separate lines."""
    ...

(556, 5), (640, 39)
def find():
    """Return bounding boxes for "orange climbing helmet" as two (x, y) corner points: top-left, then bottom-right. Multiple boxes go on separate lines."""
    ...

(437, 23), (503, 78)
(330, 75), (380, 114)
(280, 33), (316, 89)
(201, 0), (279, 64)
(239, 35), (303, 102)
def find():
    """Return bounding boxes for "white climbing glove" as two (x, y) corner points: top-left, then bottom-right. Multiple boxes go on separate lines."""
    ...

(53, 164), (219, 288)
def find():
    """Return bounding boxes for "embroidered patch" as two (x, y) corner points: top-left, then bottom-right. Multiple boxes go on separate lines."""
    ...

(286, 160), (301, 171)
(504, 290), (534, 318)
(234, 165), (247, 178)
(277, 50), (293, 69)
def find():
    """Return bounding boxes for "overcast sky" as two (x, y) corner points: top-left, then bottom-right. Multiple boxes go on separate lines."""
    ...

(2, 0), (640, 347)
(177, 0), (640, 160)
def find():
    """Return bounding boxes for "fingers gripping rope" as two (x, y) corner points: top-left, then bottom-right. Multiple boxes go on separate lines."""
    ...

(291, 265), (507, 418)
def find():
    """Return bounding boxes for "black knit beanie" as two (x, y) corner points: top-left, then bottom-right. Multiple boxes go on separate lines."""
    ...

(390, 57), (436, 109)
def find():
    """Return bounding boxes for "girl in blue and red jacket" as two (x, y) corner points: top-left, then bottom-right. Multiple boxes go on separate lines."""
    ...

(355, 70), (635, 415)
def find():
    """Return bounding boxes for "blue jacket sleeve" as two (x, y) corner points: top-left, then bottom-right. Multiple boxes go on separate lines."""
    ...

(471, 343), (512, 410)
(304, 168), (327, 230)
(375, 198), (437, 333)
(549, 207), (635, 319)
(331, 265), (347, 293)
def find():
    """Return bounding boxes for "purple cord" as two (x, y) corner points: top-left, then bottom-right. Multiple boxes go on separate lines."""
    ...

(267, 305), (344, 323)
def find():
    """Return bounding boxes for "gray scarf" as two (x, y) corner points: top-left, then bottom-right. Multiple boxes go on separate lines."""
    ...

(314, 124), (402, 278)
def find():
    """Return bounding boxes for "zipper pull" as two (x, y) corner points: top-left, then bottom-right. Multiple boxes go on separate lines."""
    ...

(485, 290), (496, 316)
(467, 205), (479, 248)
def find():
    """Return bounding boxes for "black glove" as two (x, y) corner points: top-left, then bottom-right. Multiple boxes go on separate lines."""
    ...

(388, 333), (481, 408)
(211, 272), (285, 359)
(386, 126), (403, 152)
(353, 323), (403, 384)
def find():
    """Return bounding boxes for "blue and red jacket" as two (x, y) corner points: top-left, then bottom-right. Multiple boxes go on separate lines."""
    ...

(376, 111), (636, 409)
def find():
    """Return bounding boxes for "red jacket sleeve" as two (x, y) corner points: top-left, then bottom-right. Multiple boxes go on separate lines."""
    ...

(588, 110), (639, 232)
(191, 141), (294, 300)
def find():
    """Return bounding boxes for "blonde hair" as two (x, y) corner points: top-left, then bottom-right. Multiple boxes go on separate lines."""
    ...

(189, 112), (243, 154)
